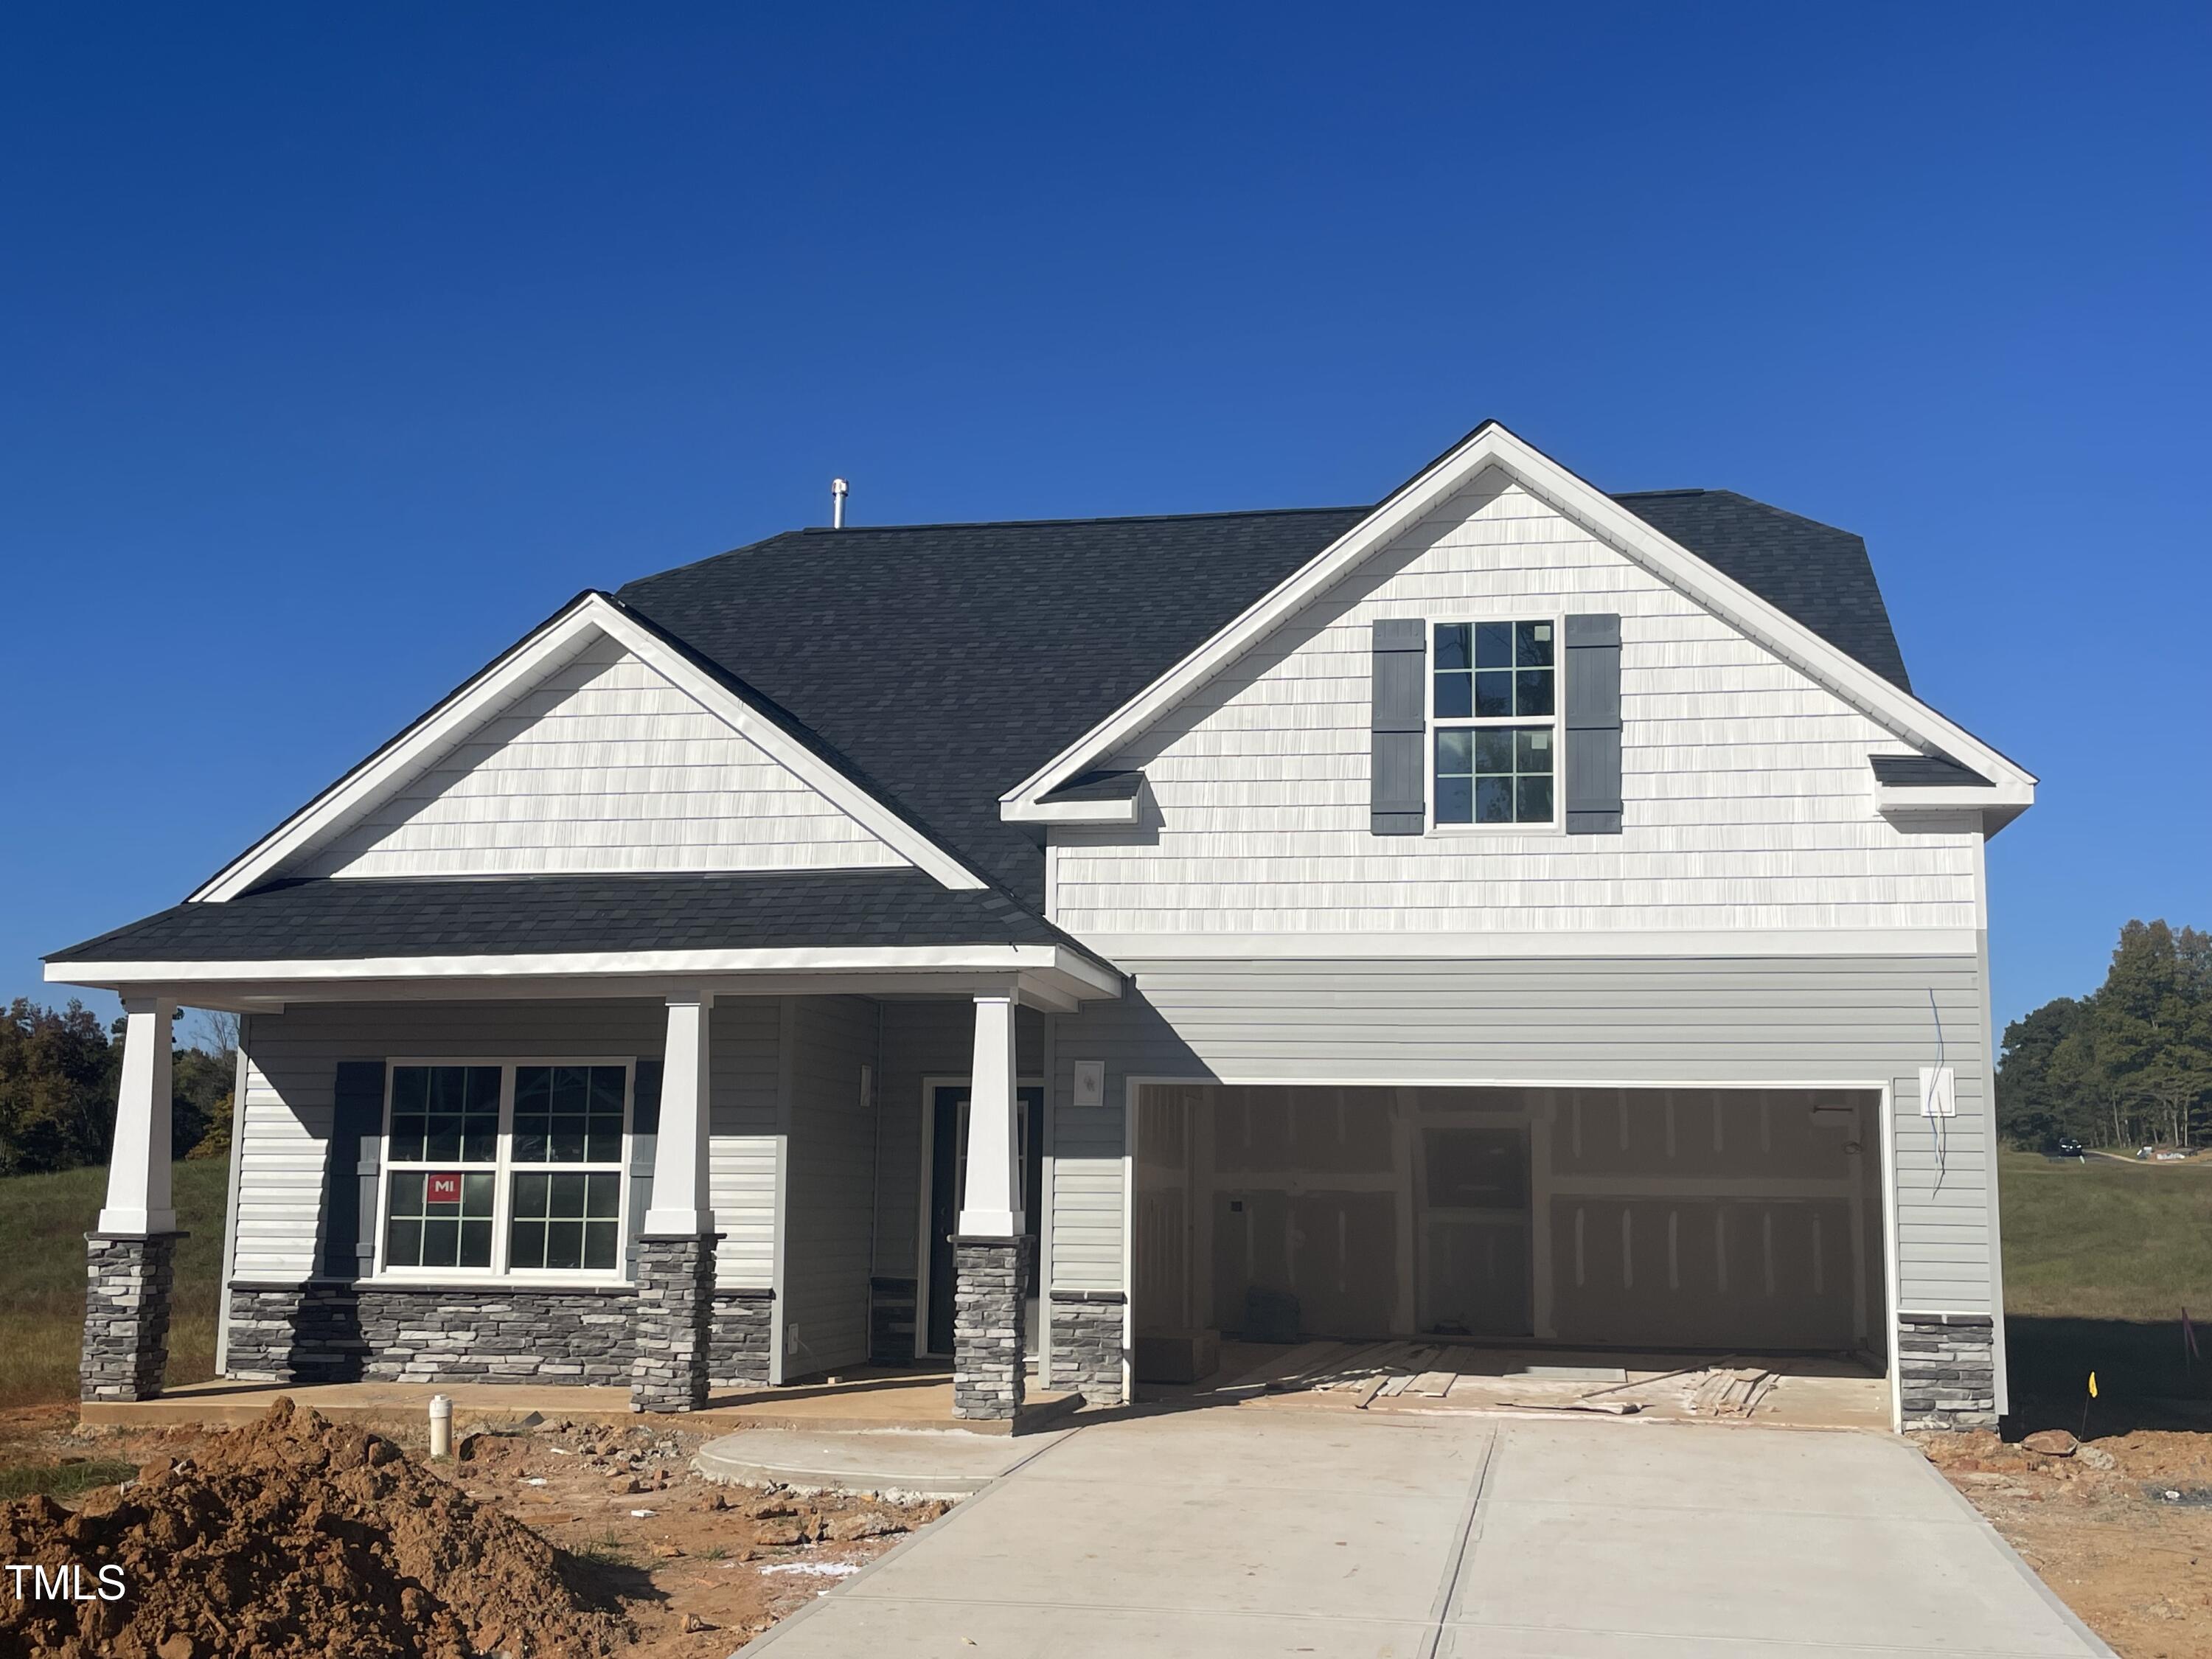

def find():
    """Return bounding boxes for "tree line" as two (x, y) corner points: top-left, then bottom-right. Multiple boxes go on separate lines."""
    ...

(0, 998), (236, 1177)
(1997, 919), (2212, 1151)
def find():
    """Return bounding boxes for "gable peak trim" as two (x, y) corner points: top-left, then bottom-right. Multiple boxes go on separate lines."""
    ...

(998, 422), (2034, 815)
(191, 593), (988, 902)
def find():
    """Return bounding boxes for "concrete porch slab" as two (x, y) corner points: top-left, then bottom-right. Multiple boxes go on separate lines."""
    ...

(692, 1425), (1069, 1498)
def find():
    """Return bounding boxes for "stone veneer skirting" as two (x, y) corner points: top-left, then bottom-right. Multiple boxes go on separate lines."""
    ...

(1898, 1311), (1998, 1430)
(1046, 1289), (1124, 1404)
(869, 1275), (918, 1365)
(224, 1277), (776, 1391)
(710, 1289), (774, 1388)
(952, 1237), (1026, 1420)
(83, 1233), (182, 1402)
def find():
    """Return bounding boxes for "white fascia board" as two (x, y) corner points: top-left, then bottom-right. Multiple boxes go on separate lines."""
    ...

(190, 594), (987, 901)
(46, 942), (1124, 996)
(1876, 779), (2034, 838)
(1001, 796), (1144, 826)
(1001, 422), (2038, 810)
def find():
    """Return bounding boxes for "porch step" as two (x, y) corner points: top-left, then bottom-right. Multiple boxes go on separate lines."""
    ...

(692, 1414), (1081, 1499)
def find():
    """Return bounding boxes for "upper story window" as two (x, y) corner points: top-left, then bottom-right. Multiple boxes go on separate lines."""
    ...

(1432, 620), (1557, 826)
(379, 1060), (631, 1279)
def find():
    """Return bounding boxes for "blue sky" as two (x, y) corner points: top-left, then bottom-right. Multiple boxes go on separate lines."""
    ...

(4, 3), (2206, 1032)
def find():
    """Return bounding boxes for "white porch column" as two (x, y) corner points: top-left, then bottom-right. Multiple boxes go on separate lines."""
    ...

(98, 996), (176, 1236)
(958, 992), (1025, 1237)
(641, 990), (714, 1235)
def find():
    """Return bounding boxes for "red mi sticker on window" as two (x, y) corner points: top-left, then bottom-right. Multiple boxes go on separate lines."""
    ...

(425, 1173), (462, 1203)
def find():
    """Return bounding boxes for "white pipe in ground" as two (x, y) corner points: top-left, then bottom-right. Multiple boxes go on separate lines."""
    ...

(428, 1393), (453, 1459)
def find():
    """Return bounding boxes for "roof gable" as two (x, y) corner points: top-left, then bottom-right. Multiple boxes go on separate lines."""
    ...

(291, 629), (911, 880)
(193, 594), (988, 902)
(998, 423), (2032, 820)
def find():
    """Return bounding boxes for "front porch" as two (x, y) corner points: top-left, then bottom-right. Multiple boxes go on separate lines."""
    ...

(51, 898), (1126, 1428)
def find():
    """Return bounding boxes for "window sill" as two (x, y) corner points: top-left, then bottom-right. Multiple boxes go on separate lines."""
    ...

(1423, 823), (1565, 838)
(358, 1275), (636, 1294)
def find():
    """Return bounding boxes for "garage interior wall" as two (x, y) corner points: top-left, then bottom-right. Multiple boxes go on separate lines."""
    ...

(1133, 1083), (1885, 1358)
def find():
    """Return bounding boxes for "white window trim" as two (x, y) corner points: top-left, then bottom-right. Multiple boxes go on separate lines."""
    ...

(1425, 612), (1565, 835)
(370, 1055), (635, 1286)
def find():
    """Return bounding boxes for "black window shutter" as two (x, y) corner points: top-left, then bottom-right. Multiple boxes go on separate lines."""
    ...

(625, 1059), (663, 1281)
(1371, 619), (1427, 835)
(324, 1061), (386, 1280)
(1564, 613), (1624, 834)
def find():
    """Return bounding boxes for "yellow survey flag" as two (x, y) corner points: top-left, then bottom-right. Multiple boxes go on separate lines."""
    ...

(2088, 1372), (2098, 1398)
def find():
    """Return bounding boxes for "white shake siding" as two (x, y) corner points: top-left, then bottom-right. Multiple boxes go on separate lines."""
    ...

(297, 632), (908, 878)
(233, 998), (783, 1290)
(1051, 471), (1978, 936)
(1045, 953), (1994, 1315)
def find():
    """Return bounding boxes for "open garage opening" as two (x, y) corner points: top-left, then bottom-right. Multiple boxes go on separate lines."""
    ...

(1129, 1082), (1891, 1403)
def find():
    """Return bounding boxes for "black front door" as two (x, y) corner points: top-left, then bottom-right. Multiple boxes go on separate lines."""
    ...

(926, 1083), (1045, 1357)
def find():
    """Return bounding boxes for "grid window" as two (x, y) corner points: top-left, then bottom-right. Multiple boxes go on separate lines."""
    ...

(1434, 621), (1554, 720)
(513, 1065), (626, 1164)
(1432, 619), (1559, 827)
(509, 1172), (623, 1272)
(1435, 727), (1554, 824)
(379, 1060), (630, 1279)
(389, 1065), (500, 1161)
(383, 1169), (495, 1270)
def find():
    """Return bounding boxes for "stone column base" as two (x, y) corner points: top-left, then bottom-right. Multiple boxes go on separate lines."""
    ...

(1047, 1290), (1126, 1402)
(1899, 1312), (1998, 1430)
(953, 1237), (1027, 1420)
(82, 1232), (184, 1402)
(630, 1234), (717, 1413)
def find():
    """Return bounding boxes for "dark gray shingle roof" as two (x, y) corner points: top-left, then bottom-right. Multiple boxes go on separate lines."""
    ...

(619, 492), (1910, 905)
(47, 872), (1100, 965)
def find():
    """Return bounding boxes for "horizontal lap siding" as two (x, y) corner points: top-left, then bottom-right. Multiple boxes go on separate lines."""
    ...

(299, 632), (907, 879)
(782, 998), (880, 1375)
(234, 1056), (330, 1281)
(1046, 954), (1993, 1313)
(236, 999), (782, 1290)
(1053, 473), (1978, 936)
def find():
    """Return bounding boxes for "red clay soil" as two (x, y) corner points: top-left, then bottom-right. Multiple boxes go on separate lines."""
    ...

(1921, 1428), (2212, 1659)
(0, 1397), (633, 1659)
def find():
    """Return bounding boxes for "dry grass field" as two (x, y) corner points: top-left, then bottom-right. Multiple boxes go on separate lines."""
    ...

(0, 1158), (227, 1406)
(1995, 1150), (2212, 1436)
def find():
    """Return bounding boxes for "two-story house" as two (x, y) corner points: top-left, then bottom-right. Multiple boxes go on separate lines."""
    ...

(50, 422), (2032, 1431)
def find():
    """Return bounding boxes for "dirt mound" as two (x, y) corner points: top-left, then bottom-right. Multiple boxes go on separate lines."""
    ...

(0, 1397), (633, 1659)
(1919, 1425), (2212, 1486)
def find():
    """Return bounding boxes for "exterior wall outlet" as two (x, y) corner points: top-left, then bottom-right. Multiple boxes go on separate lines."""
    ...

(1919, 1065), (1957, 1118)
(1072, 1060), (1105, 1108)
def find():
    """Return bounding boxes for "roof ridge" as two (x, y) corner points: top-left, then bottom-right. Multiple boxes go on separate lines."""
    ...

(783, 503), (1376, 536)
(709, 495), (1729, 552)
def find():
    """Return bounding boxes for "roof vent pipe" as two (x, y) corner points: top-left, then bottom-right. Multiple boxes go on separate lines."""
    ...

(831, 477), (849, 529)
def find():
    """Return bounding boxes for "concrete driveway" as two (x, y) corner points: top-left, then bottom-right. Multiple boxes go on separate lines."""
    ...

(746, 1408), (2112, 1658)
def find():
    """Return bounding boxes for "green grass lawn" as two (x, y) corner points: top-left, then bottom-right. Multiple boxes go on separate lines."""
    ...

(1998, 1150), (2212, 1321)
(0, 1159), (229, 1408)
(1996, 1150), (2212, 1430)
